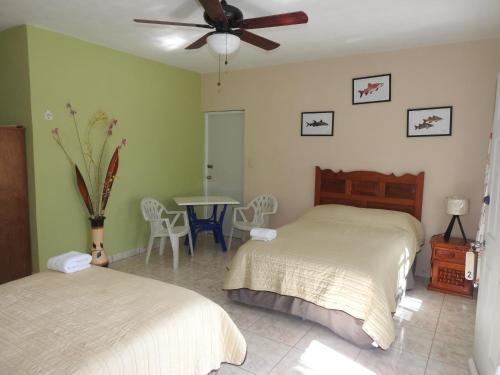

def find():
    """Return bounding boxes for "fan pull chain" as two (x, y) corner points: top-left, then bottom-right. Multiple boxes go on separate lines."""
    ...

(217, 54), (221, 87)
(217, 34), (230, 87)
(225, 33), (228, 66)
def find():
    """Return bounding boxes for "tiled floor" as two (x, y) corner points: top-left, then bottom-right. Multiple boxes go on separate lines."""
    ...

(110, 235), (476, 375)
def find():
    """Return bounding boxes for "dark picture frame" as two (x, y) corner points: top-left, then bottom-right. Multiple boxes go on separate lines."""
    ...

(301, 111), (334, 136)
(407, 106), (453, 137)
(352, 74), (391, 105)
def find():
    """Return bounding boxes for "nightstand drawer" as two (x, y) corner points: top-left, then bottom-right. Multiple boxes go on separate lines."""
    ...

(429, 260), (473, 297)
(432, 246), (466, 265)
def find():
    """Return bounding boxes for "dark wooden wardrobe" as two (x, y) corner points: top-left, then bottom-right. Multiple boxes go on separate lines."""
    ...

(0, 126), (31, 284)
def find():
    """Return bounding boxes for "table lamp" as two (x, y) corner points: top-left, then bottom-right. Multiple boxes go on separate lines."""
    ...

(443, 196), (469, 243)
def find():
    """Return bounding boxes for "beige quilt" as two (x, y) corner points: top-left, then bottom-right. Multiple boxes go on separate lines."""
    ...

(224, 204), (424, 349)
(0, 266), (246, 375)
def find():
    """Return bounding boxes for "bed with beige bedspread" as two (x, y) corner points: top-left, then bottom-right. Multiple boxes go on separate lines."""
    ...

(0, 266), (246, 375)
(223, 204), (424, 350)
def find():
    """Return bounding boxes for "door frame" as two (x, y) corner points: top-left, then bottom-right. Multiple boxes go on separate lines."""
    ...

(203, 110), (245, 224)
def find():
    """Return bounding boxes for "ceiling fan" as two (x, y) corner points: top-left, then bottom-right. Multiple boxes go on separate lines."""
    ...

(134, 0), (308, 54)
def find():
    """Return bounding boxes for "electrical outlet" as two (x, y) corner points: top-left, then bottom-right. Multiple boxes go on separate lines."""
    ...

(44, 110), (53, 120)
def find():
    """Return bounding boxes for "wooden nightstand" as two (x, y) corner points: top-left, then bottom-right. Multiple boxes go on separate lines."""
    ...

(428, 234), (473, 298)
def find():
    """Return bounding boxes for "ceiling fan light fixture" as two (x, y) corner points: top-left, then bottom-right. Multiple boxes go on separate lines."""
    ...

(207, 32), (240, 55)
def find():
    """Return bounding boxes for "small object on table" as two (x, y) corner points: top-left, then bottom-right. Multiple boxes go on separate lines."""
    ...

(173, 196), (239, 252)
(428, 234), (473, 298)
(443, 196), (469, 243)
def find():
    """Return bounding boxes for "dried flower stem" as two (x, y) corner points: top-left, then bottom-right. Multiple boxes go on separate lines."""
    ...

(68, 105), (95, 207)
(52, 135), (74, 166)
(96, 136), (110, 215)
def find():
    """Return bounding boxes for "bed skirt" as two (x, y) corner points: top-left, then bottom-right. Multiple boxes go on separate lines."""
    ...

(226, 267), (415, 349)
(227, 288), (374, 348)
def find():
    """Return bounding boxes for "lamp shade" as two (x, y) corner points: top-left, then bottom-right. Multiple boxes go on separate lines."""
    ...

(207, 33), (240, 55)
(446, 196), (469, 215)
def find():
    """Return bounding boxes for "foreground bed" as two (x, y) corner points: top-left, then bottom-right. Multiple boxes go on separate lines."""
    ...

(0, 266), (246, 375)
(224, 167), (424, 350)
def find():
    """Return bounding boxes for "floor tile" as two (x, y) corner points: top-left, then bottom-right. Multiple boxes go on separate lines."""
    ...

(400, 291), (443, 314)
(442, 295), (477, 315)
(215, 364), (255, 375)
(425, 359), (469, 375)
(192, 284), (231, 305)
(435, 311), (475, 343)
(356, 346), (428, 375)
(429, 337), (473, 369)
(269, 347), (371, 375)
(393, 325), (435, 357)
(394, 304), (440, 332)
(240, 330), (291, 375)
(221, 301), (266, 330)
(247, 310), (313, 346)
(295, 324), (361, 360)
(395, 283), (442, 332)
(405, 282), (445, 304)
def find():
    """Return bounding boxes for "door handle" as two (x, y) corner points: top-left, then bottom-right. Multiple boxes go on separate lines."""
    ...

(206, 176), (212, 180)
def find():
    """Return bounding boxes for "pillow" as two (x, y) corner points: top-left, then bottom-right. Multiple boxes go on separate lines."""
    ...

(304, 204), (425, 246)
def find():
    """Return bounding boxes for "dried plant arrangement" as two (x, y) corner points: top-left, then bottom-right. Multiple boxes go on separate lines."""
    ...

(52, 103), (126, 265)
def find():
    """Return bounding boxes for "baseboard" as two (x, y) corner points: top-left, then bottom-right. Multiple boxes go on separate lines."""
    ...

(108, 247), (145, 264)
(108, 234), (243, 264)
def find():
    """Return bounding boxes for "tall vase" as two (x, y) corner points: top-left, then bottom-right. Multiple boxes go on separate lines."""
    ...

(90, 217), (109, 267)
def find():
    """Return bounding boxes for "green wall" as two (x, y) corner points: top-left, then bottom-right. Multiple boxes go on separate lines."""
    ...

(0, 26), (31, 125)
(1, 25), (204, 271)
(0, 25), (39, 270)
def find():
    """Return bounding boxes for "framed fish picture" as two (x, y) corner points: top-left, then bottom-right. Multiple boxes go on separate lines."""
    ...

(301, 111), (334, 136)
(352, 74), (391, 105)
(407, 106), (453, 137)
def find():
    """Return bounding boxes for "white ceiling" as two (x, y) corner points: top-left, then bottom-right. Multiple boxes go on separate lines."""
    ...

(1, 0), (499, 73)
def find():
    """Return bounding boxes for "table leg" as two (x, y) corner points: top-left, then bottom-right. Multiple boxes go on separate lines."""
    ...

(182, 203), (230, 252)
(217, 204), (229, 252)
(186, 205), (198, 250)
(212, 205), (219, 243)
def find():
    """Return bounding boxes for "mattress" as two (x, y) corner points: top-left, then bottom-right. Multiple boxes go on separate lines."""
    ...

(0, 266), (246, 375)
(223, 204), (424, 349)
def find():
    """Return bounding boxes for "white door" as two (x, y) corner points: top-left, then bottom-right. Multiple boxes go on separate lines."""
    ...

(205, 111), (244, 236)
(473, 74), (500, 375)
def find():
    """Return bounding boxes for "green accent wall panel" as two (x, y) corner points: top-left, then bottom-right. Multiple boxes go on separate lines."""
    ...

(2, 25), (204, 271)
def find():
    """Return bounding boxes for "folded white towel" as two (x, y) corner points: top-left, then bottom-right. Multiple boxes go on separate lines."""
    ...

(47, 251), (92, 273)
(250, 228), (277, 241)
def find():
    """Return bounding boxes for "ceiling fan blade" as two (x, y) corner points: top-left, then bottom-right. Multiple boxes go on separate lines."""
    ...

(134, 19), (212, 29)
(236, 30), (280, 51)
(238, 11), (308, 29)
(185, 32), (215, 49)
(198, 0), (228, 25)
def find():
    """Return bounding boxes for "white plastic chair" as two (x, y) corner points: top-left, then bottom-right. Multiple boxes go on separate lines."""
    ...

(140, 198), (193, 269)
(228, 194), (278, 250)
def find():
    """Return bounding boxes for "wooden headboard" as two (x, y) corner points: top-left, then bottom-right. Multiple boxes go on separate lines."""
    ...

(314, 167), (424, 220)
